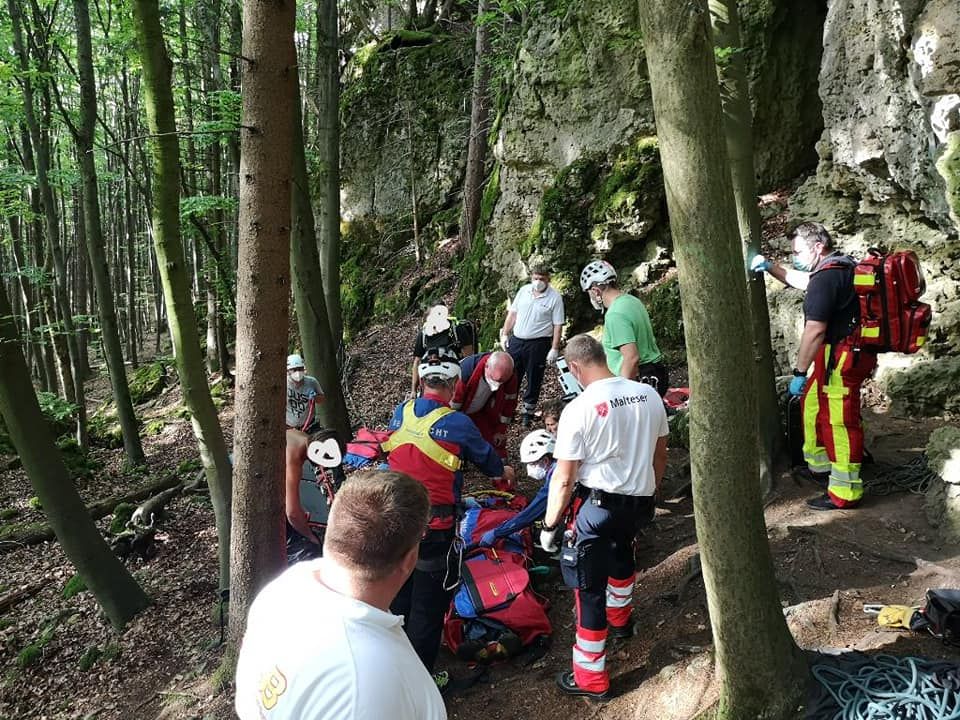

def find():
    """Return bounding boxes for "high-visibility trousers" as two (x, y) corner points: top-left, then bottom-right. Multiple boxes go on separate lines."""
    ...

(801, 340), (877, 507)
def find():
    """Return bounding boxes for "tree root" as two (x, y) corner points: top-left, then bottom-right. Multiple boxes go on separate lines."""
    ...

(786, 525), (917, 566)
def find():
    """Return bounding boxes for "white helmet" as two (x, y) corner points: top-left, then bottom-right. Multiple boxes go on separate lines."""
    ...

(419, 346), (461, 382)
(520, 429), (556, 463)
(287, 353), (305, 370)
(579, 260), (617, 291)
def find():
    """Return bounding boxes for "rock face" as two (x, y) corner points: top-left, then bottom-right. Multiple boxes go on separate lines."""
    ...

(923, 425), (960, 543)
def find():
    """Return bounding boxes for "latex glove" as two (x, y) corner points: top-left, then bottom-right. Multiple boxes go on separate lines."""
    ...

(501, 465), (516, 488)
(499, 331), (510, 350)
(750, 254), (771, 273)
(788, 374), (807, 396)
(539, 528), (559, 553)
(546, 348), (559, 366)
(478, 530), (497, 548)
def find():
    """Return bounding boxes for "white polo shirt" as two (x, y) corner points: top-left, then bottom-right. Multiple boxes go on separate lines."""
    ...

(554, 376), (668, 496)
(235, 560), (446, 720)
(509, 284), (565, 340)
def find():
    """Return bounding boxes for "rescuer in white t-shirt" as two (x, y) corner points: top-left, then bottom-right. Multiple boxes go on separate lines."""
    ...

(235, 471), (447, 720)
(541, 333), (668, 702)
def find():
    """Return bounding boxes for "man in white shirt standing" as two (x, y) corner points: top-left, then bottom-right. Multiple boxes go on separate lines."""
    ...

(541, 334), (668, 701)
(235, 470), (447, 720)
(500, 263), (565, 427)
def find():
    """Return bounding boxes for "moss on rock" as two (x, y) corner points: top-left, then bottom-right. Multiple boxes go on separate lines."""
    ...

(935, 131), (960, 235)
(883, 356), (960, 416)
(129, 361), (168, 405)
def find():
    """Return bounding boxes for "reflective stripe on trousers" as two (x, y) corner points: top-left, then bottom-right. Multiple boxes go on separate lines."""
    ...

(801, 340), (877, 506)
(573, 591), (609, 692)
(606, 575), (635, 628)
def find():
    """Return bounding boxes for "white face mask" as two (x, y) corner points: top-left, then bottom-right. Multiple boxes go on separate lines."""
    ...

(589, 289), (604, 311)
(486, 376), (502, 392)
(532, 279), (547, 293)
(290, 370), (305, 383)
(526, 463), (547, 481)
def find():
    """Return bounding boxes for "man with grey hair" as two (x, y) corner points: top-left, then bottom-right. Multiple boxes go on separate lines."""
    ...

(235, 470), (446, 719)
(451, 351), (518, 459)
(541, 333), (668, 700)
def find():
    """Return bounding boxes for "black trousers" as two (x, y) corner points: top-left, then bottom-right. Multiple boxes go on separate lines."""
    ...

(638, 361), (669, 398)
(390, 539), (454, 672)
(508, 336), (552, 413)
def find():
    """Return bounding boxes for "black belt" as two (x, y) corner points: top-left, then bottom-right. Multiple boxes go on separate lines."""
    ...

(578, 486), (653, 509)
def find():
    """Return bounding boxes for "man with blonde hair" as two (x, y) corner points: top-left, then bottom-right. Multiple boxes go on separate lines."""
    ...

(235, 471), (447, 719)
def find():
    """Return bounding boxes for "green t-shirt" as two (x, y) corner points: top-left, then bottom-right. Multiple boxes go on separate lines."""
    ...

(602, 293), (663, 375)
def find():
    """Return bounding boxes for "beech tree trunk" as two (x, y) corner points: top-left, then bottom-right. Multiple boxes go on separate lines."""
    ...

(0, 282), (149, 629)
(708, 0), (781, 495)
(291, 93), (351, 441)
(72, 0), (146, 467)
(635, 2), (807, 717)
(132, 0), (233, 590)
(227, 0), (297, 658)
(316, 0), (343, 350)
(460, 0), (492, 251)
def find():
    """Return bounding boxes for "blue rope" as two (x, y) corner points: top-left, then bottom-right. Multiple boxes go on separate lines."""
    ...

(810, 654), (960, 720)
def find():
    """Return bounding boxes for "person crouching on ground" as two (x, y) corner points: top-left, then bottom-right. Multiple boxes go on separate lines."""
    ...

(235, 470), (447, 720)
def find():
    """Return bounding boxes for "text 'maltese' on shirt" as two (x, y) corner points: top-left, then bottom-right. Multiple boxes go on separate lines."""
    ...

(554, 376), (668, 496)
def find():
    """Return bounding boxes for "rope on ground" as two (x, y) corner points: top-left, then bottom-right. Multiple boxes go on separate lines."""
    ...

(864, 454), (938, 497)
(808, 653), (960, 720)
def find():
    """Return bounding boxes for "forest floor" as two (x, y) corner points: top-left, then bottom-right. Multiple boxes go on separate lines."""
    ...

(1, 284), (959, 719)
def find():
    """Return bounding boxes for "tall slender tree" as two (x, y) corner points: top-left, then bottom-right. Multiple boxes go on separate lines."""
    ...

(227, 0), (297, 660)
(0, 282), (149, 629)
(69, 0), (146, 467)
(132, 0), (234, 589)
(635, 2), (807, 717)
(709, 0), (780, 494)
(460, 0), (492, 250)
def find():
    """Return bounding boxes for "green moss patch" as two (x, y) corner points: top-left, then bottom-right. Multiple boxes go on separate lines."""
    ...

(61, 574), (87, 600)
(129, 361), (169, 405)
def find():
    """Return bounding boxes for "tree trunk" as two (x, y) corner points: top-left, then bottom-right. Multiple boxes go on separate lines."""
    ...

(459, 0), (492, 251)
(0, 282), (149, 629)
(132, 0), (233, 591)
(635, 2), (807, 718)
(708, 0), (780, 495)
(291, 93), (351, 442)
(316, 0), (343, 350)
(72, 0), (146, 467)
(226, 0), (296, 661)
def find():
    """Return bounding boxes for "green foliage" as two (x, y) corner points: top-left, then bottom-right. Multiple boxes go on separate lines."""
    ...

(78, 646), (102, 672)
(0, 507), (19, 521)
(129, 361), (168, 405)
(28, 496), (42, 510)
(101, 642), (121, 661)
(56, 437), (101, 480)
(109, 502), (136, 534)
(176, 458), (202, 475)
(935, 132), (960, 230)
(643, 276), (684, 349)
(16, 610), (76, 669)
(36, 392), (78, 437)
(668, 410), (690, 450)
(144, 419), (166, 436)
(61, 574), (87, 599)
(87, 406), (124, 449)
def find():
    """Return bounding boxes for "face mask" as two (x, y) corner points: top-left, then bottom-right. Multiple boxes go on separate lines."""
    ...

(589, 289), (604, 311)
(290, 370), (305, 383)
(532, 279), (547, 293)
(526, 463), (547, 481)
(793, 246), (816, 272)
(486, 376), (502, 392)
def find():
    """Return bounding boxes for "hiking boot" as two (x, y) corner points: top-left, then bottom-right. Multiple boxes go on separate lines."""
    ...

(806, 494), (856, 511)
(433, 671), (451, 694)
(608, 621), (635, 640)
(793, 467), (829, 488)
(556, 671), (611, 702)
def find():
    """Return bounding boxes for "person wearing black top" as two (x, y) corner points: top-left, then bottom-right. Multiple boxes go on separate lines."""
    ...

(410, 305), (476, 397)
(752, 222), (876, 511)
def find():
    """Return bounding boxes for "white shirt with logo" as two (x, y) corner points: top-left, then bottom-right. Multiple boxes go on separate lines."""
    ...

(509, 284), (565, 340)
(554, 376), (668, 496)
(235, 560), (447, 720)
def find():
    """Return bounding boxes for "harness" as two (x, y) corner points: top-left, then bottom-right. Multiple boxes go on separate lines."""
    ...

(381, 402), (462, 473)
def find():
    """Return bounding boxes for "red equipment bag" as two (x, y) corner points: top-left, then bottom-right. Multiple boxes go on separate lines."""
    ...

(848, 249), (932, 354)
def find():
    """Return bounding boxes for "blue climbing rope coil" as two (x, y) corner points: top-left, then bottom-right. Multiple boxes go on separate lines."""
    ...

(809, 653), (960, 720)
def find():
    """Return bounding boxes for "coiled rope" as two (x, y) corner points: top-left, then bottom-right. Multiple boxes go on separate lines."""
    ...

(864, 454), (939, 497)
(809, 653), (960, 720)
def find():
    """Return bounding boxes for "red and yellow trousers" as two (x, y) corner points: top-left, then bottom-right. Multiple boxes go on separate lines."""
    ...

(801, 340), (877, 507)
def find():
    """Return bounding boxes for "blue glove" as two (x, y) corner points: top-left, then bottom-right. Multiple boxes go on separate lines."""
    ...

(478, 530), (497, 548)
(788, 374), (807, 396)
(750, 254), (771, 273)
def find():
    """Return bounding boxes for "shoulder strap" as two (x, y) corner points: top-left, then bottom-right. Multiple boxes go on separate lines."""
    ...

(381, 403), (462, 472)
